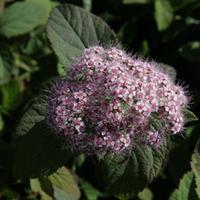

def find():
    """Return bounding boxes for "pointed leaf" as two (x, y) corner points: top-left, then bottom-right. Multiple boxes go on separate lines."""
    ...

(169, 171), (198, 200)
(47, 4), (118, 72)
(96, 140), (170, 197)
(191, 138), (200, 199)
(183, 109), (198, 123)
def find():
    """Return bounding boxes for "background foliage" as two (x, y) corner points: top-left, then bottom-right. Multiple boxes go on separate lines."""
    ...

(0, 0), (199, 199)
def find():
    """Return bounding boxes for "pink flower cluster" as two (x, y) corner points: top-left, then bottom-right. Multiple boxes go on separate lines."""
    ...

(47, 46), (188, 154)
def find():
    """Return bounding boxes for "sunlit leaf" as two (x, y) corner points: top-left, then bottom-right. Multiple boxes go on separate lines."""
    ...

(138, 188), (153, 200)
(169, 171), (198, 200)
(30, 167), (80, 200)
(154, 0), (174, 31)
(0, 0), (51, 37)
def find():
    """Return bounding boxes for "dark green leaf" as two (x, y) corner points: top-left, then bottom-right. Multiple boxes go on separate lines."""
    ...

(96, 140), (170, 197)
(191, 138), (200, 199)
(179, 41), (200, 63)
(0, 80), (22, 114)
(123, 0), (152, 4)
(0, 55), (10, 85)
(14, 81), (71, 178)
(80, 179), (102, 200)
(14, 120), (70, 178)
(0, 140), (14, 186)
(47, 4), (118, 72)
(170, 0), (198, 11)
(183, 109), (198, 123)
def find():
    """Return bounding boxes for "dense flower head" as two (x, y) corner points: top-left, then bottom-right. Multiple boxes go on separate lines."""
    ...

(47, 46), (188, 155)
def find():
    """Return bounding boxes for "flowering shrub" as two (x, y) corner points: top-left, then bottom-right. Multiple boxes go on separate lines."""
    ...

(1, 1), (198, 200)
(47, 46), (188, 155)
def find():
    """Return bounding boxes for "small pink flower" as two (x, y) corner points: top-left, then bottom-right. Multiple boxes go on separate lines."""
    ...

(47, 46), (189, 155)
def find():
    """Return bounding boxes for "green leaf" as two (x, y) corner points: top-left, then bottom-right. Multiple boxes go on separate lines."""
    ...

(57, 62), (66, 77)
(83, 0), (92, 11)
(183, 109), (198, 123)
(179, 41), (200, 63)
(123, 0), (151, 4)
(0, 55), (10, 85)
(14, 120), (70, 178)
(47, 4), (118, 72)
(191, 138), (200, 199)
(170, 0), (198, 11)
(1, 189), (20, 200)
(0, 0), (51, 37)
(96, 140), (170, 197)
(80, 179), (102, 200)
(47, 167), (80, 200)
(138, 188), (153, 200)
(13, 82), (71, 178)
(169, 171), (198, 200)
(184, 126), (196, 139)
(30, 179), (53, 200)
(0, 80), (22, 114)
(30, 167), (80, 200)
(154, 0), (174, 31)
(0, 113), (4, 132)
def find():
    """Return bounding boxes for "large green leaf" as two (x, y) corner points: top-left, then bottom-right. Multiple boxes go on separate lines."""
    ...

(47, 4), (118, 72)
(30, 167), (80, 200)
(0, 0), (51, 37)
(169, 171), (198, 200)
(13, 82), (71, 178)
(154, 0), (174, 31)
(96, 140), (170, 197)
(191, 138), (200, 199)
(179, 41), (200, 63)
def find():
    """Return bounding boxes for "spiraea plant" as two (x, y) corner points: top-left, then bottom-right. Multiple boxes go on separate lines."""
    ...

(11, 3), (198, 200)
(47, 46), (188, 155)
